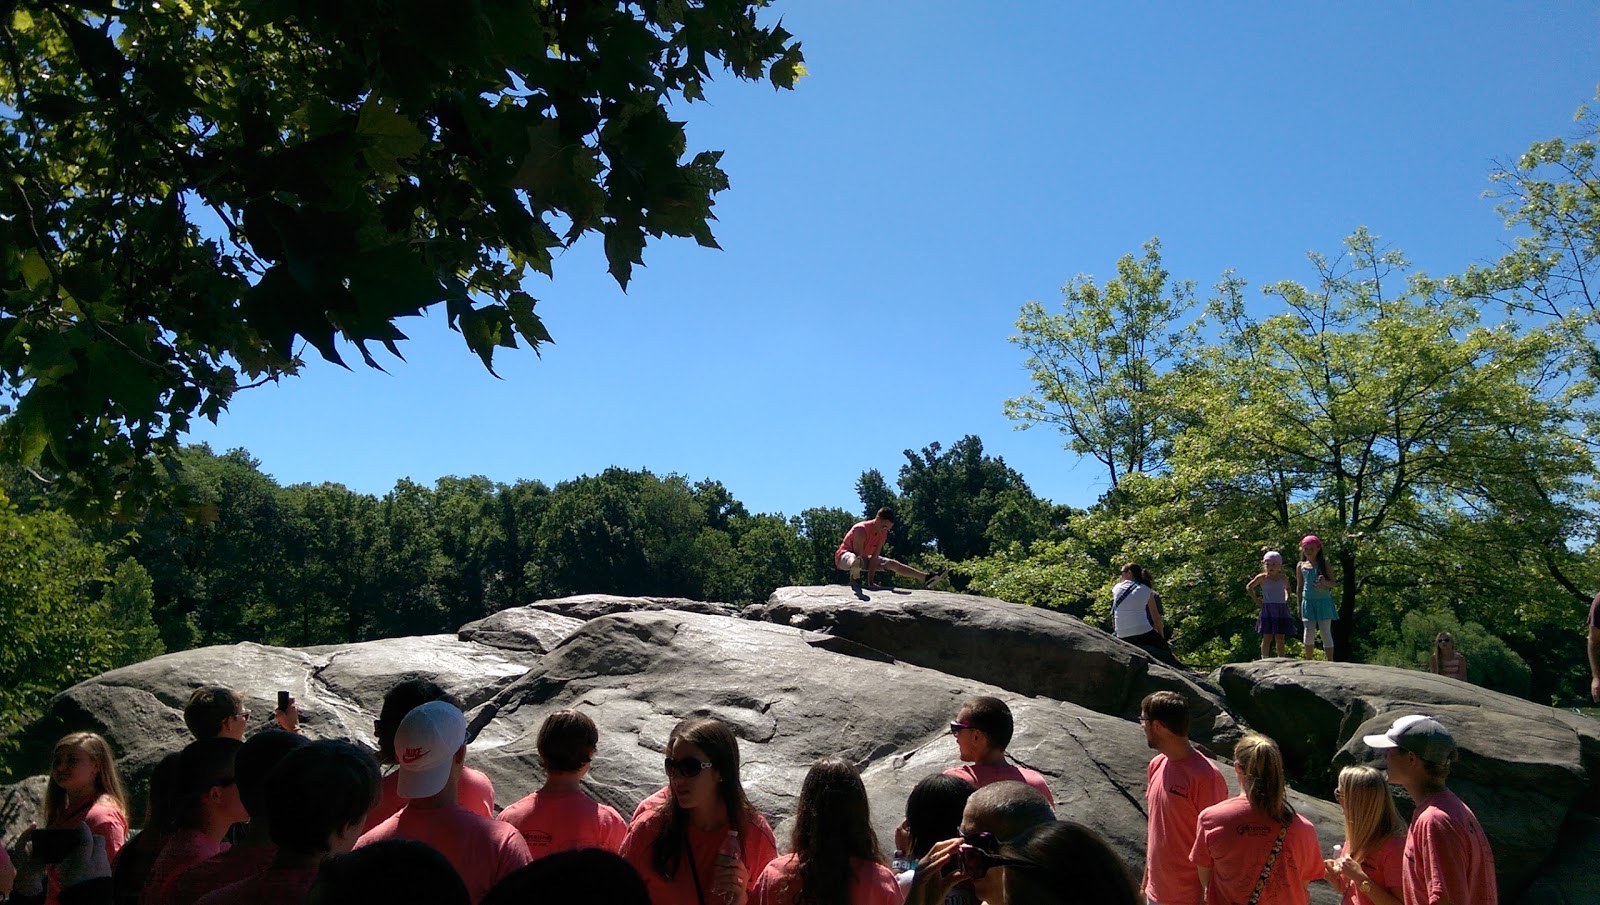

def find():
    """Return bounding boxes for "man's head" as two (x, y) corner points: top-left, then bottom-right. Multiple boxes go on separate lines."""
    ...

(537, 709), (599, 776)
(874, 506), (897, 527)
(1364, 714), (1458, 787)
(375, 678), (460, 765)
(959, 781), (1055, 905)
(266, 740), (382, 856)
(235, 729), (308, 822)
(175, 736), (248, 830)
(953, 696), (1013, 761)
(184, 686), (247, 741)
(394, 701), (468, 800)
(1139, 691), (1191, 748)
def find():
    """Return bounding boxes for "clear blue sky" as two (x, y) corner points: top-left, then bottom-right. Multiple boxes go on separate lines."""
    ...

(188, 1), (1600, 517)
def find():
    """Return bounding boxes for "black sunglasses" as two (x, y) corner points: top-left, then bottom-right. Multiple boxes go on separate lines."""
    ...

(664, 757), (715, 778)
(950, 844), (1030, 880)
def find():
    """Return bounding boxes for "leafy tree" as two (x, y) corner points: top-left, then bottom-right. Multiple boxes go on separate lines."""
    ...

(1005, 239), (1198, 487)
(0, 1), (804, 516)
(99, 558), (165, 668)
(798, 506), (856, 581)
(1368, 609), (1533, 699)
(895, 436), (1042, 561)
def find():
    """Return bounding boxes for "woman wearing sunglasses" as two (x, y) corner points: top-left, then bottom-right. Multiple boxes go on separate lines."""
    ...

(1322, 766), (1405, 905)
(620, 717), (776, 905)
(751, 757), (899, 905)
(1427, 633), (1469, 682)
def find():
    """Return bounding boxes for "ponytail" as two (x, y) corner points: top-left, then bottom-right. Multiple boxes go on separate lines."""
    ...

(1233, 733), (1292, 825)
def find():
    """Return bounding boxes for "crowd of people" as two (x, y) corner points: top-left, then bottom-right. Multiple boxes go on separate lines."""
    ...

(0, 679), (1499, 905)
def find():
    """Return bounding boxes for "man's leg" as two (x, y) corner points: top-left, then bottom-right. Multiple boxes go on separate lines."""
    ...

(871, 556), (947, 587)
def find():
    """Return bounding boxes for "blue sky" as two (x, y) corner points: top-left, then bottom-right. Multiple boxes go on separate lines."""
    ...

(189, 1), (1600, 517)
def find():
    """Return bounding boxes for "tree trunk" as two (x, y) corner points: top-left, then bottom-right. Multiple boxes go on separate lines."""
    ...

(1334, 547), (1356, 662)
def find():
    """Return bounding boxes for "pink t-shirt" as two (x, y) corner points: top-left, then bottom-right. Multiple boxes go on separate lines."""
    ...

(941, 763), (1056, 807)
(497, 788), (628, 859)
(143, 830), (228, 905)
(194, 865), (320, 905)
(632, 785), (672, 824)
(47, 797), (128, 905)
(1190, 796), (1322, 905)
(1144, 751), (1229, 905)
(752, 853), (901, 905)
(1340, 835), (1405, 905)
(836, 521), (889, 560)
(165, 844), (276, 905)
(1402, 790), (1497, 905)
(363, 765), (496, 832)
(619, 805), (779, 905)
(356, 802), (531, 904)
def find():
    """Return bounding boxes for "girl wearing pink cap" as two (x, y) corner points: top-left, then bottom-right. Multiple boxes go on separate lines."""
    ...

(1298, 536), (1337, 660)
(1246, 552), (1297, 659)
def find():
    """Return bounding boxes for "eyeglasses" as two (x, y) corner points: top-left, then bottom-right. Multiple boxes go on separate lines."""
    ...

(232, 710), (251, 720)
(953, 831), (1030, 880)
(949, 721), (972, 736)
(664, 757), (715, 778)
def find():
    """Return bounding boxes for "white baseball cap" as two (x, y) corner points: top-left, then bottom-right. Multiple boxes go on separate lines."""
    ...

(394, 700), (467, 799)
(1362, 714), (1457, 765)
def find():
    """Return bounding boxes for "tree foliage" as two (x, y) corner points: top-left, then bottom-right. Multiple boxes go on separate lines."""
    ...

(0, 0), (804, 515)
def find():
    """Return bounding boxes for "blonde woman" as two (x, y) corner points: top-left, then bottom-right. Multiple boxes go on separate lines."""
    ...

(1192, 734), (1322, 905)
(1427, 633), (1468, 682)
(42, 732), (130, 905)
(1324, 766), (1405, 905)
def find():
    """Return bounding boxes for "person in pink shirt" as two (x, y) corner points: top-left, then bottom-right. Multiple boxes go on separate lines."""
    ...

(836, 507), (945, 594)
(1190, 733), (1322, 905)
(42, 732), (129, 905)
(1139, 691), (1229, 905)
(165, 729), (307, 905)
(942, 696), (1056, 807)
(1323, 766), (1405, 905)
(364, 679), (496, 832)
(498, 709), (627, 859)
(198, 739), (381, 905)
(356, 701), (530, 903)
(619, 716), (778, 905)
(144, 738), (251, 905)
(1362, 715), (1497, 905)
(752, 757), (899, 905)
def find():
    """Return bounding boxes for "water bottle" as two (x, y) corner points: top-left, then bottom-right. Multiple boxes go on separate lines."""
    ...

(715, 830), (743, 904)
(892, 849), (915, 874)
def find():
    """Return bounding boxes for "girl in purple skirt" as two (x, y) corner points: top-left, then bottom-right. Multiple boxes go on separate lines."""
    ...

(1245, 551), (1297, 658)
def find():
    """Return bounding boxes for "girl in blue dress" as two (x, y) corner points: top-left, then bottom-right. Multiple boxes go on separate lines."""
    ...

(1298, 535), (1337, 659)
(1245, 551), (1297, 658)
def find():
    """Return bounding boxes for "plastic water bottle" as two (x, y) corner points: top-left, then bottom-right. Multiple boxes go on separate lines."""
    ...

(892, 849), (915, 873)
(716, 830), (743, 904)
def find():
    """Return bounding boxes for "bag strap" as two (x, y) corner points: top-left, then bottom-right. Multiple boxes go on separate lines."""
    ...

(1112, 583), (1137, 613)
(1247, 819), (1290, 905)
(684, 835), (707, 905)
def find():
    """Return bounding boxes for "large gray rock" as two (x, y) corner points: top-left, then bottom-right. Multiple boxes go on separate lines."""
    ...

(457, 609), (586, 653)
(743, 586), (1240, 751)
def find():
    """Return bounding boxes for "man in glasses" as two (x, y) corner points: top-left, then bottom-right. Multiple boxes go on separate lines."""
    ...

(943, 697), (1055, 807)
(184, 686), (300, 741)
(356, 701), (531, 903)
(901, 781), (1053, 905)
(1139, 692), (1227, 905)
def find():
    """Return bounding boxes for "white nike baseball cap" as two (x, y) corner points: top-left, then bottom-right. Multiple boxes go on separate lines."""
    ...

(393, 700), (467, 799)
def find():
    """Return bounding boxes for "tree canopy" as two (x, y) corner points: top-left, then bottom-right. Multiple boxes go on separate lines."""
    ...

(0, 0), (804, 515)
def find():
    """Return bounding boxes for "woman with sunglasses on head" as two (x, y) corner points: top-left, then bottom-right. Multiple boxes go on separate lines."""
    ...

(1191, 734), (1322, 905)
(1427, 633), (1468, 682)
(620, 717), (776, 905)
(751, 757), (899, 905)
(1322, 766), (1405, 905)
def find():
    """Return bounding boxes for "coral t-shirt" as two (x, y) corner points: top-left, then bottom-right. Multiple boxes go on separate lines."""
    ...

(1145, 751), (1229, 905)
(632, 785), (672, 823)
(143, 830), (227, 905)
(1402, 790), (1497, 905)
(941, 763), (1056, 807)
(836, 521), (889, 559)
(363, 766), (496, 832)
(47, 797), (128, 905)
(1190, 797), (1321, 905)
(752, 853), (901, 905)
(1340, 835), (1405, 905)
(193, 864), (320, 905)
(357, 802), (531, 904)
(619, 806), (778, 905)
(164, 844), (276, 905)
(497, 788), (628, 859)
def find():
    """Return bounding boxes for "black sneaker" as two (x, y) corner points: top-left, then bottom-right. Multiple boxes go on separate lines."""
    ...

(924, 569), (949, 588)
(850, 577), (863, 594)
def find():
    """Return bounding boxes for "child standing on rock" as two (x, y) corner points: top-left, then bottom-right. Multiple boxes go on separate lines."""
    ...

(1246, 552), (1297, 659)
(1298, 535), (1338, 660)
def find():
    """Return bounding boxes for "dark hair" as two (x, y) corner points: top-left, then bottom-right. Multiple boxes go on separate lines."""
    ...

(963, 696), (1014, 750)
(267, 740), (381, 855)
(175, 737), (242, 828)
(184, 686), (242, 739)
(309, 839), (469, 905)
(875, 507), (897, 522)
(788, 758), (882, 905)
(236, 729), (308, 819)
(142, 750), (185, 835)
(651, 717), (756, 879)
(377, 679), (462, 764)
(904, 773), (975, 859)
(998, 821), (1139, 905)
(537, 710), (598, 774)
(1121, 563), (1141, 578)
(1139, 691), (1190, 737)
(481, 849), (650, 905)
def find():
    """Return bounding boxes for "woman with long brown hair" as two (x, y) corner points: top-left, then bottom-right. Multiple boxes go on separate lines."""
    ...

(620, 717), (777, 905)
(1323, 766), (1405, 905)
(751, 757), (899, 905)
(1192, 734), (1322, 905)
